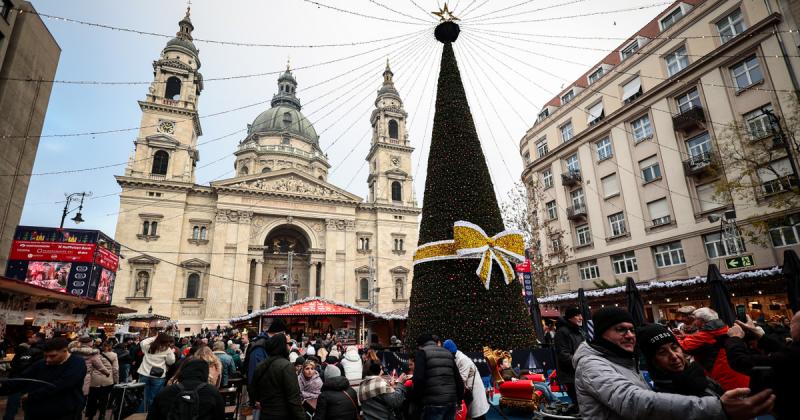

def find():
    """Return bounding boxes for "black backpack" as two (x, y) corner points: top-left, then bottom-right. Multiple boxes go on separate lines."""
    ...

(167, 382), (207, 420)
(242, 337), (267, 380)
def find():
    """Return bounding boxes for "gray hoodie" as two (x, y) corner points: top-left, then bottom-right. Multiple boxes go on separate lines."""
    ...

(572, 341), (725, 420)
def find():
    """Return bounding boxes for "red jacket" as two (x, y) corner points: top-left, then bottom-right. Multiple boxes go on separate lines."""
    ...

(677, 322), (749, 391)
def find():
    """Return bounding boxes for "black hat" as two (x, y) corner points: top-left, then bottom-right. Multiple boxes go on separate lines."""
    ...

(267, 318), (287, 334)
(564, 307), (581, 320)
(592, 307), (634, 340)
(637, 323), (678, 360)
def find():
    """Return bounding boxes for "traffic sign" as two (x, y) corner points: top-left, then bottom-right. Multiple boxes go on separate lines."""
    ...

(725, 255), (754, 269)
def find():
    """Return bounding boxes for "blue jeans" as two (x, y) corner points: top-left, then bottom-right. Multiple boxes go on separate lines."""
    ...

(137, 375), (166, 412)
(422, 403), (457, 420)
(119, 363), (131, 383)
(535, 383), (558, 402)
(3, 392), (21, 420)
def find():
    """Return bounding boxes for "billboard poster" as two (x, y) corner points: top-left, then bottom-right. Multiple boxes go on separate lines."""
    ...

(515, 259), (533, 308)
(24, 261), (72, 292)
(65, 262), (94, 298)
(95, 268), (116, 303)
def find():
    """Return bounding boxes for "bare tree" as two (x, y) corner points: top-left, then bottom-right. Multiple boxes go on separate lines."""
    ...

(501, 180), (570, 297)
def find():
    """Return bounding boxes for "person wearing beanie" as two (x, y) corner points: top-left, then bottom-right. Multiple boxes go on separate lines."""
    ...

(442, 339), (489, 419)
(243, 319), (289, 417)
(554, 306), (585, 409)
(573, 307), (774, 419)
(250, 334), (305, 420)
(636, 323), (723, 398)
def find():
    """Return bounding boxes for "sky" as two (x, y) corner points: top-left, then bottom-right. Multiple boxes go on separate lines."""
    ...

(19, 0), (672, 236)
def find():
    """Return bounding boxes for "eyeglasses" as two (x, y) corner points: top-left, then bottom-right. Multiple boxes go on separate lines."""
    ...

(613, 326), (636, 335)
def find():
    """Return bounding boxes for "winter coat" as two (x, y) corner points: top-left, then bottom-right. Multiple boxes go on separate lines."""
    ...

(676, 319), (749, 391)
(91, 350), (119, 387)
(359, 376), (406, 420)
(9, 343), (43, 378)
(5, 353), (87, 418)
(113, 344), (132, 364)
(298, 371), (323, 401)
(554, 318), (584, 384)
(341, 346), (363, 381)
(573, 341), (725, 420)
(453, 350), (489, 417)
(137, 336), (176, 379)
(252, 355), (306, 420)
(70, 346), (110, 395)
(725, 335), (800, 420)
(213, 350), (236, 386)
(146, 359), (225, 420)
(314, 375), (359, 420)
(648, 361), (724, 398)
(412, 341), (463, 407)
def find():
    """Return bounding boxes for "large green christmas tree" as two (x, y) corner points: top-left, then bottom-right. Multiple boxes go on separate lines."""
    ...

(406, 20), (535, 351)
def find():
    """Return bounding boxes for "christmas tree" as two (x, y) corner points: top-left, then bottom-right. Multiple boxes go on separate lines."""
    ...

(406, 16), (536, 351)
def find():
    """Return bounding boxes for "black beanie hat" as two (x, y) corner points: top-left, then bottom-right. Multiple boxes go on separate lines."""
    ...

(267, 318), (287, 334)
(592, 307), (634, 341)
(636, 323), (678, 360)
(564, 307), (582, 320)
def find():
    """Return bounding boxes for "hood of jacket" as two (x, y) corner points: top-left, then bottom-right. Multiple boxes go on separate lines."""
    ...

(322, 374), (350, 391)
(70, 346), (99, 357)
(179, 359), (210, 383)
(343, 347), (360, 362)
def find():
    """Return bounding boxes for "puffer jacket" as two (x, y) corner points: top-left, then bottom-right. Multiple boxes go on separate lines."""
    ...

(313, 375), (360, 420)
(70, 346), (110, 395)
(341, 346), (362, 381)
(413, 341), (462, 406)
(677, 319), (750, 391)
(91, 350), (119, 387)
(554, 317), (585, 384)
(573, 342), (725, 420)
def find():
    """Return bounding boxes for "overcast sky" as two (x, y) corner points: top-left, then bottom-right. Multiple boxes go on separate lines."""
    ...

(19, 0), (670, 236)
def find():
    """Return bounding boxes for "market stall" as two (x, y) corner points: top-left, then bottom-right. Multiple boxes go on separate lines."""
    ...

(116, 312), (173, 337)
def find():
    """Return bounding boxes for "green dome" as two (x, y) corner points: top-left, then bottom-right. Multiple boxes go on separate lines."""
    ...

(249, 105), (319, 143)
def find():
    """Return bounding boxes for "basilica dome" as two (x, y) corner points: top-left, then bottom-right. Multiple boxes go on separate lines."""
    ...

(249, 105), (318, 143)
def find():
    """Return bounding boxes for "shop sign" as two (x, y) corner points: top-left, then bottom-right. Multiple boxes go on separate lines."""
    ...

(725, 255), (754, 270)
(4, 312), (25, 325)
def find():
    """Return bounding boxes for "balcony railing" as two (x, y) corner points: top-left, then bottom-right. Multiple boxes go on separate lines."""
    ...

(682, 151), (717, 177)
(561, 170), (582, 187)
(649, 215), (672, 229)
(567, 204), (587, 221)
(672, 106), (706, 132)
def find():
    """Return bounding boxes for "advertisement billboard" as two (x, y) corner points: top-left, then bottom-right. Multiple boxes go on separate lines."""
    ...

(4, 226), (121, 302)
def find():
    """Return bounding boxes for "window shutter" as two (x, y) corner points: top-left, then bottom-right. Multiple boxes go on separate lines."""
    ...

(622, 77), (642, 101)
(601, 174), (619, 197)
(758, 158), (793, 182)
(647, 198), (669, 219)
(639, 155), (659, 170)
(697, 184), (721, 212)
(587, 102), (604, 124)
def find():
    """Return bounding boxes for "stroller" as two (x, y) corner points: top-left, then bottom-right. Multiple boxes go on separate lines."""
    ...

(109, 382), (145, 420)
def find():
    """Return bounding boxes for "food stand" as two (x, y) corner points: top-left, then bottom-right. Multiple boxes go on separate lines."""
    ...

(116, 313), (173, 337)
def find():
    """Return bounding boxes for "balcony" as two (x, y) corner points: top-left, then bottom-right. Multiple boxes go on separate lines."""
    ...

(561, 170), (582, 187)
(759, 175), (798, 198)
(682, 152), (717, 177)
(648, 215), (672, 229)
(672, 106), (706, 132)
(567, 204), (588, 221)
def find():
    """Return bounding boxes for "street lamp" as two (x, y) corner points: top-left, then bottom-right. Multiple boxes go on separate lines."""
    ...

(60, 192), (91, 229)
(708, 210), (739, 258)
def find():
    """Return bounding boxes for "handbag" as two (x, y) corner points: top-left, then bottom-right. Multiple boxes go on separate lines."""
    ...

(463, 366), (476, 405)
(341, 390), (363, 420)
(149, 366), (165, 378)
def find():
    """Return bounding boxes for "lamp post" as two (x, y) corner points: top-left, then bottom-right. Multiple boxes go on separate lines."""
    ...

(59, 192), (91, 229)
(708, 210), (739, 262)
(760, 107), (800, 184)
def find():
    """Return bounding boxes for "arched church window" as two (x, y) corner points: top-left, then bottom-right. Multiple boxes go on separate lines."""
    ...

(192, 226), (200, 239)
(283, 112), (293, 128)
(151, 150), (169, 175)
(240, 166), (249, 176)
(142, 221), (150, 236)
(150, 222), (158, 236)
(165, 77), (182, 100)
(200, 227), (207, 240)
(395, 278), (404, 300)
(359, 278), (369, 300)
(186, 273), (200, 299)
(388, 119), (399, 139)
(261, 167), (271, 173)
(391, 181), (402, 201)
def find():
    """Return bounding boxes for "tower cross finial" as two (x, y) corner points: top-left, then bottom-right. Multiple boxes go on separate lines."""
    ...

(432, 3), (459, 22)
(286, 56), (291, 71)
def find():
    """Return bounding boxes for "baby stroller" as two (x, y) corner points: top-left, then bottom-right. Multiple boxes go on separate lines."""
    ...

(109, 382), (145, 420)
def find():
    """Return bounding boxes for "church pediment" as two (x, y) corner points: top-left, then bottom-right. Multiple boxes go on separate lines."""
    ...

(128, 255), (160, 265)
(155, 58), (193, 73)
(144, 134), (180, 148)
(212, 169), (362, 203)
(180, 258), (210, 268)
(385, 168), (408, 178)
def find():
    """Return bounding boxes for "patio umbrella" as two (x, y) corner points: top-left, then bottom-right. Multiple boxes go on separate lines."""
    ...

(625, 277), (646, 327)
(784, 249), (800, 313)
(707, 264), (736, 326)
(530, 294), (546, 343)
(577, 288), (594, 340)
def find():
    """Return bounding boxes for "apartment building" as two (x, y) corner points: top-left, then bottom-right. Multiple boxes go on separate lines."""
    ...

(519, 0), (800, 299)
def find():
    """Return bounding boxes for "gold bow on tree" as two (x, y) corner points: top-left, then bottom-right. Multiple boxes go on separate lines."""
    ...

(413, 221), (525, 289)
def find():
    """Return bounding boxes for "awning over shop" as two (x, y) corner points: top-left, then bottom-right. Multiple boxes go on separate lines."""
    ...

(231, 297), (407, 323)
(0, 276), (133, 313)
(117, 313), (171, 322)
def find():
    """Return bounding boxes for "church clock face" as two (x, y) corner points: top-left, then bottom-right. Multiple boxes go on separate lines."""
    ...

(390, 156), (400, 167)
(158, 120), (175, 134)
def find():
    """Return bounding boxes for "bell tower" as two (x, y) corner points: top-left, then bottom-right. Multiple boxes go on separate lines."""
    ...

(366, 60), (415, 206)
(125, 7), (203, 183)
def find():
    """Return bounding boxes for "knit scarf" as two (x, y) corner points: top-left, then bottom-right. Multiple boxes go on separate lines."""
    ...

(358, 375), (392, 402)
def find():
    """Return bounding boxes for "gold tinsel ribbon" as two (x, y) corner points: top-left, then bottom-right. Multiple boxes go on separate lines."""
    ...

(413, 221), (525, 289)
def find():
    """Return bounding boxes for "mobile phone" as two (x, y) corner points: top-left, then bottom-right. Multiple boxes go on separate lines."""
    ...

(749, 366), (774, 394)
(735, 304), (747, 323)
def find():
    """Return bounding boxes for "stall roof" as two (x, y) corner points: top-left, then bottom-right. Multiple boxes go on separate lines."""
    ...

(117, 313), (171, 321)
(231, 297), (408, 323)
(0, 276), (133, 313)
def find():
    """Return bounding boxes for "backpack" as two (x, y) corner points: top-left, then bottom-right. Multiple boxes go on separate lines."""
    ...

(167, 382), (207, 420)
(242, 336), (267, 379)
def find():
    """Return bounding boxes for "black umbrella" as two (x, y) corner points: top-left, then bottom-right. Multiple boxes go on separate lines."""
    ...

(784, 249), (800, 313)
(577, 288), (594, 340)
(707, 264), (736, 326)
(625, 277), (646, 327)
(530, 294), (546, 343)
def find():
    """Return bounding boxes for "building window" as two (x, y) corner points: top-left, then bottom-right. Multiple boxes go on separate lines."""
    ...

(536, 138), (549, 158)
(611, 251), (638, 274)
(588, 67), (604, 84)
(647, 198), (671, 226)
(595, 137), (613, 161)
(576, 224), (592, 246)
(192, 226), (200, 240)
(620, 40), (639, 60)
(717, 8), (745, 44)
(566, 154), (580, 173)
(359, 278), (369, 300)
(758, 158), (796, 195)
(653, 241), (685, 267)
(622, 76), (642, 103)
(551, 237), (562, 253)
(744, 105), (773, 140)
(186, 273), (200, 299)
(587, 102), (604, 126)
(394, 238), (404, 252)
(151, 150), (169, 175)
(676, 88), (701, 113)
(639, 155), (662, 183)
(523, 151), (531, 164)
(704, 231), (745, 258)
(561, 90), (575, 105)
(731, 56), (763, 91)
(165, 76), (182, 100)
(697, 183), (726, 212)
(570, 188), (586, 209)
(686, 132), (711, 160)
(769, 214), (800, 247)
(660, 6), (684, 31)
(391, 181), (402, 201)
(665, 46), (689, 76)
(579, 260), (600, 280)
(142, 221), (150, 236)
(142, 221), (158, 236)
(560, 122), (574, 143)
(608, 212), (627, 237)
(358, 237), (370, 251)
(0, 0), (12, 20)
(542, 169), (553, 189)
(631, 115), (652, 142)
(282, 112), (293, 128)
(200, 227), (207, 240)
(537, 108), (550, 122)
(273, 292), (286, 306)
(546, 201), (558, 220)
(388, 119), (399, 139)
(601, 173), (619, 198)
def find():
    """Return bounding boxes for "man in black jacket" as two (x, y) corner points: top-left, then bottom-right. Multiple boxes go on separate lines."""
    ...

(554, 307), (585, 409)
(412, 334), (464, 420)
(314, 375), (360, 419)
(147, 359), (225, 420)
(251, 333), (305, 420)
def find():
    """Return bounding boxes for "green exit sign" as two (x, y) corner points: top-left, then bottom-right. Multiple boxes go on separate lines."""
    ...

(725, 255), (755, 270)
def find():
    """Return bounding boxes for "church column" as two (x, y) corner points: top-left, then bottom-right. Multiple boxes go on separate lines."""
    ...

(206, 209), (230, 323)
(230, 211), (253, 317)
(252, 258), (264, 310)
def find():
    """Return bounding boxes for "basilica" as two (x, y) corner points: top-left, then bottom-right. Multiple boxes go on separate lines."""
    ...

(110, 10), (420, 332)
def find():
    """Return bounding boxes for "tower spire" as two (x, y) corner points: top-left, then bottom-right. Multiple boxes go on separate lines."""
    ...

(177, 4), (194, 41)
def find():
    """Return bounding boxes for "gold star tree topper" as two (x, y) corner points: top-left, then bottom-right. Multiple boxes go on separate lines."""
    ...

(432, 3), (460, 22)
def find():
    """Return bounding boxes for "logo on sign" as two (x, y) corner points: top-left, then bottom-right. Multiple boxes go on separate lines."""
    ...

(73, 281), (85, 287)
(71, 290), (85, 295)
(76, 266), (88, 272)
(74, 273), (86, 279)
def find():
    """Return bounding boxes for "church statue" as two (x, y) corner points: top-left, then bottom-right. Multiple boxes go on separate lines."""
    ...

(134, 272), (148, 298)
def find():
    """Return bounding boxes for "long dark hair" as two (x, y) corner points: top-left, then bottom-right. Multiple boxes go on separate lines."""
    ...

(149, 333), (174, 354)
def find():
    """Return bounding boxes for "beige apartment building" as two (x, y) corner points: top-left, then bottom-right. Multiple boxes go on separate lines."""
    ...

(520, 0), (800, 301)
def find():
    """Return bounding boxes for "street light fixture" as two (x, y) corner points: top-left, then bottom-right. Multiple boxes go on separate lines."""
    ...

(60, 191), (92, 228)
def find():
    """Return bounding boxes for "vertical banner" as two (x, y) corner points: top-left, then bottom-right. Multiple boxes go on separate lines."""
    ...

(516, 259), (533, 309)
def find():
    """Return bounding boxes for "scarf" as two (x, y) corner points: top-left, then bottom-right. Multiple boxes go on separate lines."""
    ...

(650, 362), (722, 398)
(592, 337), (637, 360)
(358, 375), (392, 402)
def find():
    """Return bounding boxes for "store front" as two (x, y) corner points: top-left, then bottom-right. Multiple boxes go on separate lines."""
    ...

(116, 313), (173, 338)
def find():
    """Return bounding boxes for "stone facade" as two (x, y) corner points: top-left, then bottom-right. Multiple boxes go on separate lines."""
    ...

(110, 12), (420, 333)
